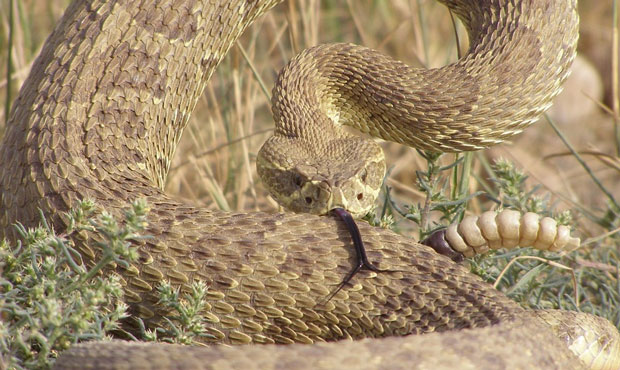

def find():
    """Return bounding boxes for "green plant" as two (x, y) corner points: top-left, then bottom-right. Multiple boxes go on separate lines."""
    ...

(139, 280), (215, 345)
(0, 199), (148, 369)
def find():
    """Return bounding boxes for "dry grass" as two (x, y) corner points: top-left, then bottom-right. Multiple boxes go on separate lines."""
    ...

(163, 0), (467, 216)
(0, 0), (467, 215)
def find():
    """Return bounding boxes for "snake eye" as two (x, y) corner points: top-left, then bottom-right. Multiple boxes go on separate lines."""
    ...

(305, 197), (312, 204)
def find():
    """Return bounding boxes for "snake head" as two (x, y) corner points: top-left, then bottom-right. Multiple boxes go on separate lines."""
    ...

(257, 135), (386, 218)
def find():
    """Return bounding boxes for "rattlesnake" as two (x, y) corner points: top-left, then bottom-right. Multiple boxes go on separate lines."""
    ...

(1, 0), (619, 369)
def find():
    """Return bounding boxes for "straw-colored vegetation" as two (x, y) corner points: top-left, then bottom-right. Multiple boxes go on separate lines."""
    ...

(1, 0), (619, 368)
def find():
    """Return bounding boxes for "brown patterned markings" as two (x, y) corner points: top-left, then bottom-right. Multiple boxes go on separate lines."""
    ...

(391, 317), (410, 334)
(235, 304), (257, 318)
(129, 277), (153, 293)
(261, 306), (285, 319)
(283, 219), (308, 229)
(253, 292), (275, 307)
(308, 281), (330, 297)
(220, 315), (242, 329)
(76, 242), (96, 261)
(124, 267), (147, 286)
(282, 304), (316, 320)
(273, 334), (295, 345)
(360, 273), (389, 289)
(204, 327), (225, 341)
(157, 253), (177, 268)
(329, 324), (346, 338)
(284, 326), (306, 340)
(176, 256), (198, 272)
(213, 276), (238, 289)
(251, 334), (275, 344)
(252, 309), (269, 323)
(284, 242), (311, 256)
(135, 304), (155, 320)
(200, 311), (221, 324)
(274, 316), (294, 330)
(294, 332), (315, 344)
(204, 290), (225, 302)
(229, 330), (252, 344)
(337, 314), (353, 329)
(241, 319), (263, 333)
(372, 317), (388, 335)
(359, 295), (380, 311)
(358, 281), (377, 296)
(226, 289), (251, 304)
(334, 301), (355, 316)
(258, 239), (284, 250)
(344, 291), (364, 304)
(217, 245), (241, 261)
(124, 288), (142, 304)
(213, 301), (235, 315)
(291, 317), (316, 335)
(137, 251), (154, 265)
(228, 217), (260, 229)
(230, 277), (260, 294)
(165, 269), (189, 284)
(133, 0), (200, 42)
(305, 323), (324, 339)
(264, 278), (288, 292)
(274, 232), (305, 244)
(272, 292), (296, 307)
(262, 321), (282, 337)
(199, 260), (227, 274)
(294, 295), (316, 309)
(286, 279), (310, 294)
(323, 311), (341, 326)
(315, 256), (340, 272)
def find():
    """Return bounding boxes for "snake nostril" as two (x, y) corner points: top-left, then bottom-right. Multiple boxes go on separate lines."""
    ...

(361, 169), (367, 182)
(305, 197), (312, 204)
(357, 193), (363, 200)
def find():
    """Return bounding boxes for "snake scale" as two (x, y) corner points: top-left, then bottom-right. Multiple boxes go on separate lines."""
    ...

(1, 0), (619, 368)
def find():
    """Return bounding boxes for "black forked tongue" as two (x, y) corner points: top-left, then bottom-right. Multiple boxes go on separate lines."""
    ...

(326, 208), (397, 302)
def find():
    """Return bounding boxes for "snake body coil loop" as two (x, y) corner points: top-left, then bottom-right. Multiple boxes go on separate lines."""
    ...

(2, 0), (617, 369)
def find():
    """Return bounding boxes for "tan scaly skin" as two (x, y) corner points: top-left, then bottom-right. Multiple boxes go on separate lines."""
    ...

(1, 0), (619, 369)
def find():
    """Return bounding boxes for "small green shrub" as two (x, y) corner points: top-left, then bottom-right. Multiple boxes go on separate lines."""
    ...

(0, 199), (148, 369)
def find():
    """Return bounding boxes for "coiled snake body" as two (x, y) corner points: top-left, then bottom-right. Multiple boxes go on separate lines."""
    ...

(1, 0), (618, 369)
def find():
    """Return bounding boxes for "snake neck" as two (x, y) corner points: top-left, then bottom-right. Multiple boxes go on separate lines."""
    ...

(0, 0), (284, 235)
(270, 0), (578, 153)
